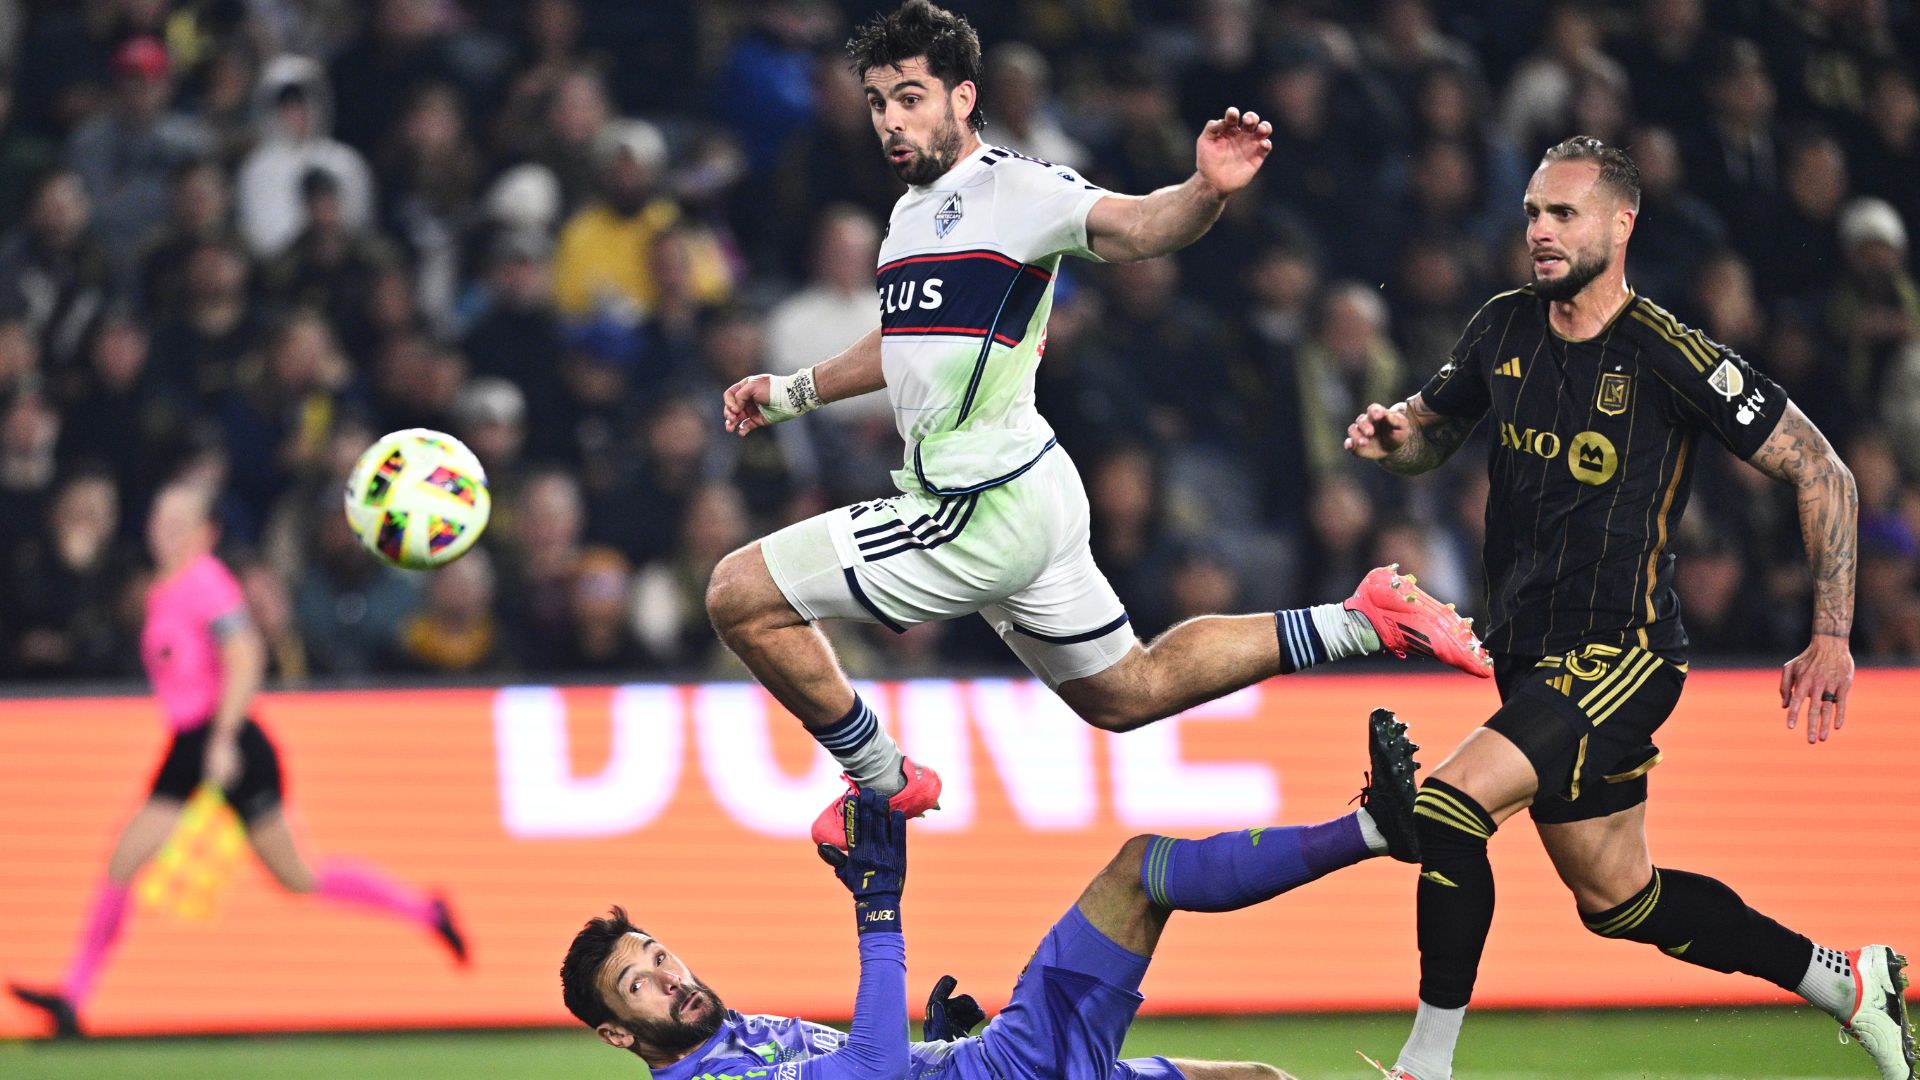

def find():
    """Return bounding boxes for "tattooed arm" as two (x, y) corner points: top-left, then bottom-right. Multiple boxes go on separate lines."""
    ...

(1746, 402), (1858, 743)
(1344, 394), (1481, 476)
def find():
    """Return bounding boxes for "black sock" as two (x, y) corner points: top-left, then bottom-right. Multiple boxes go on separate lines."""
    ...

(1413, 778), (1499, 1008)
(1581, 867), (1815, 990)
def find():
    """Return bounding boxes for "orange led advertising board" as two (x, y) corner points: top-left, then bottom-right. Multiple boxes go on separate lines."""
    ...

(3, 670), (1916, 1036)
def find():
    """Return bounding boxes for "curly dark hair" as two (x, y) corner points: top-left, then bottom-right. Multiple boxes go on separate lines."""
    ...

(560, 905), (645, 1029)
(1541, 135), (1642, 210)
(845, 0), (986, 132)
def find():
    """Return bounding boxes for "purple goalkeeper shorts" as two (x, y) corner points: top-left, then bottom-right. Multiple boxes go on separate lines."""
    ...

(972, 905), (1185, 1080)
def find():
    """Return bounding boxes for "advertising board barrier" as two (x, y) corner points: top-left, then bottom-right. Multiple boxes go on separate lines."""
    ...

(3, 669), (1915, 1036)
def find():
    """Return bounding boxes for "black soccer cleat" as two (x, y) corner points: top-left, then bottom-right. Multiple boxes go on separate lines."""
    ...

(1357, 708), (1422, 864)
(10, 983), (83, 1038)
(431, 897), (469, 965)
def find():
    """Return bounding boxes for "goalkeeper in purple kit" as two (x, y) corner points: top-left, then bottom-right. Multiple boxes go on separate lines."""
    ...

(560, 711), (1426, 1080)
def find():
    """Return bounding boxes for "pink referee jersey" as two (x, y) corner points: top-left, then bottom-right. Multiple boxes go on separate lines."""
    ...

(140, 553), (248, 732)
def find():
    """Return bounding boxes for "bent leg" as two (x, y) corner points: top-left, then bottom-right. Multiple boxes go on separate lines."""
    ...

(248, 810), (437, 927)
(707, 542), (856, 726)
(59, 798), (184, 1006)
(1056, 616), (1284, 733)
(1543, 808), (1828, 1008)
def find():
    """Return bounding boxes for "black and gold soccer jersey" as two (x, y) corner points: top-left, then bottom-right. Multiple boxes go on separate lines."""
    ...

(1419, 285), (1789, 659)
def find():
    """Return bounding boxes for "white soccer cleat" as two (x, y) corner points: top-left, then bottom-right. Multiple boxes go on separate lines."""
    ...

(1841, 946), (1916, 1080)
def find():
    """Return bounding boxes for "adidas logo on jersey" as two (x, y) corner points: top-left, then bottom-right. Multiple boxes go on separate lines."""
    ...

(1496, 357), (1523, 378)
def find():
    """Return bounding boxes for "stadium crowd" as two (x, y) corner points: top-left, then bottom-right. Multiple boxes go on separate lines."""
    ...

(0, 0), (1916, 684)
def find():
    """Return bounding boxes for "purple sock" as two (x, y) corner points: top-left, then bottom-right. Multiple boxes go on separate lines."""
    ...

(1140, 814), (1375, 912)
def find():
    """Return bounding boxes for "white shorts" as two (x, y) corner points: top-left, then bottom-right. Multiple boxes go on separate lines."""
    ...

(760, 446), (1137, 687)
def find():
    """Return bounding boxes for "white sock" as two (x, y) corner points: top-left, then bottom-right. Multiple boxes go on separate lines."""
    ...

(1396, 1001), (1465, 1080)
(1355, 807), (1390, 855)
(1797, 944), (1857, 1020)
(1309, 603), (1383, 659)
(812, 695), (907, 795)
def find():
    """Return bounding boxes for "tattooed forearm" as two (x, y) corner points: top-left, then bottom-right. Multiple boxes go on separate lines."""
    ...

(1748, 405), (1857, 637)
(1381, 396), (1477, 476)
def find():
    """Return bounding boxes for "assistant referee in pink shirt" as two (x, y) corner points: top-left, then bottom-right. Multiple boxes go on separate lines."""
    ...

(10, 480), (466, 1037)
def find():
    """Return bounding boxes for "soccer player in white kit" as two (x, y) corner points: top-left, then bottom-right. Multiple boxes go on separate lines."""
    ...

(711, 0), (1492, 849)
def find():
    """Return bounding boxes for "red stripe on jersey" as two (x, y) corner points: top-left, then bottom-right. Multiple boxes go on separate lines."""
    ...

(876, 250), (1052, 279)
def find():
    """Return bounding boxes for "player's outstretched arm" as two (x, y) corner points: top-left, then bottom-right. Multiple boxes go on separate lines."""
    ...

(1344, 394), (1476, 475)
(1084, 106), (1272, 263)
(722, 326), (886, 437)
(808, 789), (909, 1079)
(1746, 402), (1858, 743)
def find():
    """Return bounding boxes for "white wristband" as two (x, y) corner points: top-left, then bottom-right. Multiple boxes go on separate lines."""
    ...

(761, 366), (825, 424)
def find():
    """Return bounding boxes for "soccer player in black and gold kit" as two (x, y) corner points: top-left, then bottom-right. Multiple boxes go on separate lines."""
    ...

(1346, 137), (1913, 1080)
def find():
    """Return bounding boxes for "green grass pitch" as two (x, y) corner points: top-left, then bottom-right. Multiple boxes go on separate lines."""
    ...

(0, 1007), (1881, 1079)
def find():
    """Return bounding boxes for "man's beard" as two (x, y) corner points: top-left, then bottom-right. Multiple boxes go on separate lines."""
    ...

(887, 110), (966, 185)
(1532, 246), (1610, 301)
(624, 983), (728, 1054)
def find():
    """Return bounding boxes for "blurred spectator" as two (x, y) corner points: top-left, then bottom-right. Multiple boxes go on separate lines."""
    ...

(236, 556), (308, 683)
(262, 167), (400, 351)
(1094, 256), (1236, 448)
(1362, 0), (1479, 116)
(219, 309), (354, 538)
(551, 119), (732, 319)
(64, 36), (214, 269)
(765, 206), (884, 422)
(1751, 131), (1850, 307)
(1090, 53), (1192, 196)
(1829, 197), (1918, 399)
(1086, 445), (1181, 636)
(54, 313), (189, 501)
(555, 545), (644, 672)
(1498, 4), (1624, 152)
(587, 397), (714, 565)
(136, 160), (237, 321)
(0, 169), (114, 370)
(1626, 124), (1727, 300)
(1177, 0), (1265, 126)
(1689, 250), (1765, 356)
(1164, 543), (1244, 626)
(632, 483), (750, 668)
(718, 0), (836, 173)
(0, 80), (57, 226)
(1671, 524), (1778, 654)
(1258, 39), (1399, 279)
(1302, 473), (1374, 601)
(1611, 0), (1715, 134)
(1684, 39), (1780, 235)
(1851, 64), (1919, 270)
(378, 81), (484, 331)
(148, 238), (261, 402)
(237, 57), (376, 259)
(0, 469), (126, 678)
(1293, 283), (1406, 484)
(986, 43), (1088, 169)
(393, 546), (512, 674)
(494, 467), (588, 662)
(451, 377), (529, 500)
(0, 391), (59, 554)
(769, 53), (904, 276)
(326, 0), (458, 154)
(292, 502), (420, 676)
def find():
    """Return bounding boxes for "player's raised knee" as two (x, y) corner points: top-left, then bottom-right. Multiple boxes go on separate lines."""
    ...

(704, 544), (766, 634)
(1098, 835), (1158, 896)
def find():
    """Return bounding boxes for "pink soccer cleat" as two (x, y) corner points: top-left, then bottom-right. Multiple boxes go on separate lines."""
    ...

(1345, 564), (1493, 678)
(810, 757), (944, 850)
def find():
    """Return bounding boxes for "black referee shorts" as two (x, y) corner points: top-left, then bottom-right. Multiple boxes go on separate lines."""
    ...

(1486, 644), (1686, 824)
(149, 718), (285, 826)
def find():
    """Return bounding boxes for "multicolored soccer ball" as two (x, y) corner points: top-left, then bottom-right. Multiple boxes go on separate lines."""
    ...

(343, 429), (491, 569)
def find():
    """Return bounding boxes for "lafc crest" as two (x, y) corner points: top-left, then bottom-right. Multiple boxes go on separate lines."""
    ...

(1597, 372), (1630, 416)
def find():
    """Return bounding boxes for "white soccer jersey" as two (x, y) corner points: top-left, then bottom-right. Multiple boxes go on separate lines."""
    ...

(874, 144), (1109, 496)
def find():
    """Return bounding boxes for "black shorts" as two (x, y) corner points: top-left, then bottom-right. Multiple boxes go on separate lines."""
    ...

(150, 718), (285, 825)
(1486, 645), (1685, 824)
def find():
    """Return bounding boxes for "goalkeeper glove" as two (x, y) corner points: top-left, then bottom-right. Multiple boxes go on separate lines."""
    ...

(817, 788), (906, 934)
(922, 975), (986, 1041)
